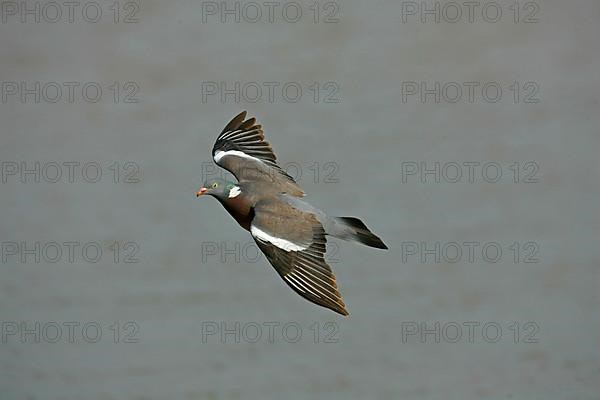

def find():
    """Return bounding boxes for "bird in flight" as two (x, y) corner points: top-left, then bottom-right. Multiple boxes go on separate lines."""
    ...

(196, 111), (387, 316)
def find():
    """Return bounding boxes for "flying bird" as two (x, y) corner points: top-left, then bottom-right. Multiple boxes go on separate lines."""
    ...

(196, 111), (387, 316)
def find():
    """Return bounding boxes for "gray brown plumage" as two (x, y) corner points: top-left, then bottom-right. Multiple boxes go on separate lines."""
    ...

(197, 111), (388, 316)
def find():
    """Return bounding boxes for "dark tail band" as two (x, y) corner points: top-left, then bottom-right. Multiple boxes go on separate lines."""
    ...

(336, 217), (388, 250)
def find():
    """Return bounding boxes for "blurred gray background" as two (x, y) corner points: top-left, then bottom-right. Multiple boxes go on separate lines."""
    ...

(1, 0), (599, 399)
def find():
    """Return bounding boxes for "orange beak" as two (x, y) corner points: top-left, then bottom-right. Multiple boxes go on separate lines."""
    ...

(196, 187), (207, 197)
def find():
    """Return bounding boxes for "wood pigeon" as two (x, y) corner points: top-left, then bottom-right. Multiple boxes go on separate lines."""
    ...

(196, 111), (387, 316)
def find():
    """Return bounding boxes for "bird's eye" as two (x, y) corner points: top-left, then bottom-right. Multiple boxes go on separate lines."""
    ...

(212, 183), (218, 188)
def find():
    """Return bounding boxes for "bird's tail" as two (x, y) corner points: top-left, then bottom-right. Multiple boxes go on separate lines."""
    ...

(329, 217), (388, 249)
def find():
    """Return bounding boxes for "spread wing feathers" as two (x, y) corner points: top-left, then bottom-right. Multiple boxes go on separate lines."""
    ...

(213, 111), (304, 197)
(250, 204), (348, 316)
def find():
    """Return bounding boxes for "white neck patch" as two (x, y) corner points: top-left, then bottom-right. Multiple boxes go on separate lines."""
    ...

(228, 186), (242, 198)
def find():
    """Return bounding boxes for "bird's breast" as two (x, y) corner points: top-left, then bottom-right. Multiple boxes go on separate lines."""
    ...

(219, 196), (254, 231)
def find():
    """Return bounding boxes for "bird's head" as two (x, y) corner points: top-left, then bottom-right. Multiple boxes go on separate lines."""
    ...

(196, 178), (241, 200)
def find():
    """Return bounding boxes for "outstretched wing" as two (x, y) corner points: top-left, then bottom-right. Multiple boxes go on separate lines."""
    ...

(250, 200), (348, 316)
(213, 111), (304, 197)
